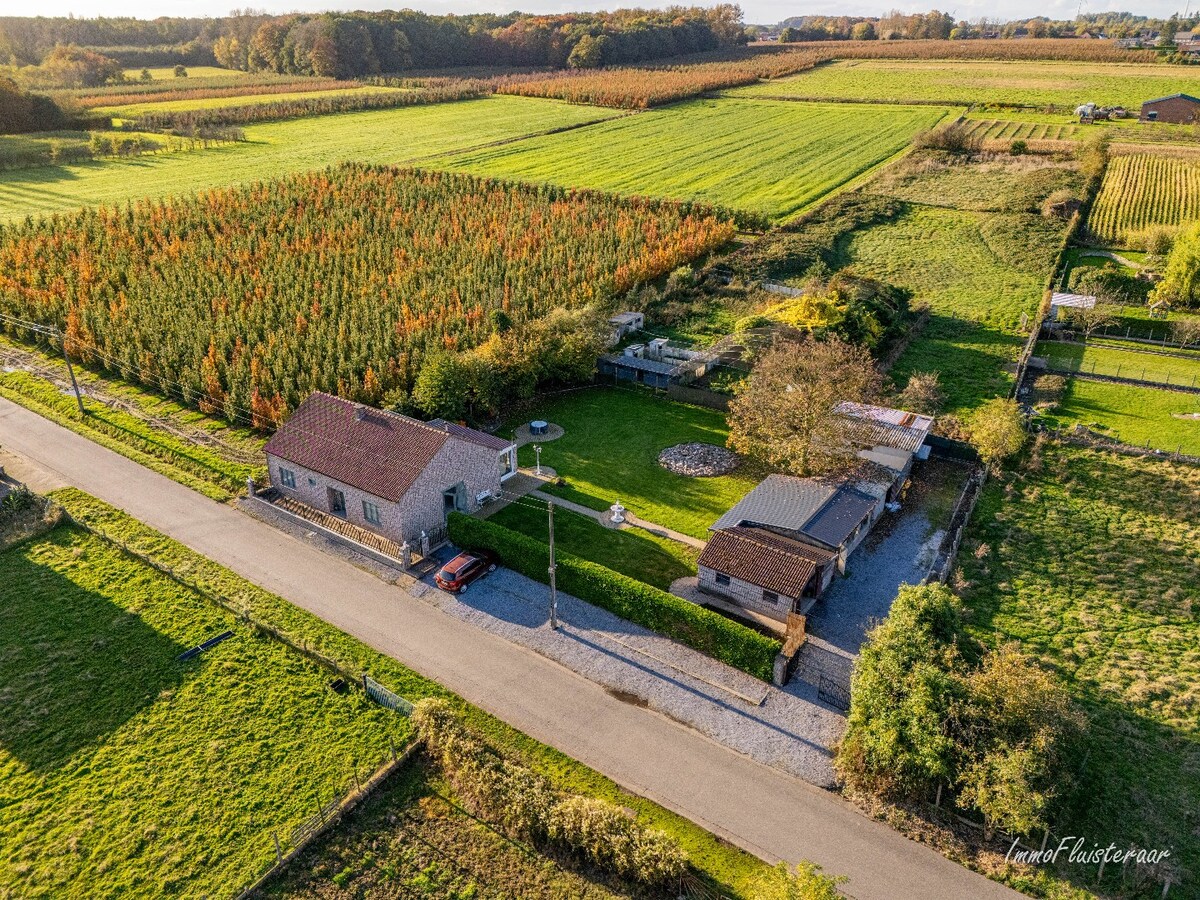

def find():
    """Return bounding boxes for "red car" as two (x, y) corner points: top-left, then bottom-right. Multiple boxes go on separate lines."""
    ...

(434, 551), (497, 593)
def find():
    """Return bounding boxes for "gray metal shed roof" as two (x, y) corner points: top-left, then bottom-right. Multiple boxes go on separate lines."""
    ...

(800, 487), (878, 550)
(602, 354), (679, 376)
(711, 474), (838, 533)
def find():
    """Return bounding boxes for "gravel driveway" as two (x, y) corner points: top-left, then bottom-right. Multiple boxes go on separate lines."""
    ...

(805, 460), (970, 656)
(418, 549), (845, 788)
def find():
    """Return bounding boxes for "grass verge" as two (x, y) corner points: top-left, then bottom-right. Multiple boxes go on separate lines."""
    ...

(0, 369), (260, 501)
(0, 521), (407, 898)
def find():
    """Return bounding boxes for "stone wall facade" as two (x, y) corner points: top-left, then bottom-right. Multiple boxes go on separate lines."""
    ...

(266, 438), (504, 546)
(698, 565), (801, 623)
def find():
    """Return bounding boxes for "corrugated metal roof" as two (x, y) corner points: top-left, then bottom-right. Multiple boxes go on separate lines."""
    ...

(836, 401), (934, 453)
(1050, 292), (1097, 309)
(601, 354), (679, 376)
(711, 474), (838, 533)
(699, 526), (834, 599)
(800, 487), (878, 550)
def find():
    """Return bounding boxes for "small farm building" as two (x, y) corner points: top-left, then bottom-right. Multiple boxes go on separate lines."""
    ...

(1048, 292), (1097, 322)
(1140, 93), (1200, 124)
(598, 339), (718, 388)
(697, 526), (837, 623)
(608, 311), (645, 344)
(700, 402), (933, 623)
(264, 392), (516, 546)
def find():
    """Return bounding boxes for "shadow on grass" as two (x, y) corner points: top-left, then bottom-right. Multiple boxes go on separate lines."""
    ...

(889, 314), (1024, 413)
(0, 531), (187, 770)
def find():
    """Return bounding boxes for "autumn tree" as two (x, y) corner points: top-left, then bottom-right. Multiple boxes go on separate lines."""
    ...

(727, 335), (881, 476)
(956, 645), (1082, 838)
(1064, 296), (1118, 339)
(895, 371), (944, 416)
(970, 398), (1025, 471)
(1173, 316), (1200, 350)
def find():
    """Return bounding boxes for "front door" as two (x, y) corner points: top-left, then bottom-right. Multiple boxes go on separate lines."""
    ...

(327, 486), (346, 516)
(442, 482), (466, 518)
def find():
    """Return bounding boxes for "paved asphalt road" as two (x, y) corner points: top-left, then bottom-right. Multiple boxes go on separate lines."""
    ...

(0, 397), (1021, 900)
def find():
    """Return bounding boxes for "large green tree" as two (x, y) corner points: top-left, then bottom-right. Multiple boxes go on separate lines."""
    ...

(1151, 220), (1200, 308)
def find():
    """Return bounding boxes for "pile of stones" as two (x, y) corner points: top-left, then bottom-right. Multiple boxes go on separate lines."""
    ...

(657, 443), (740, 477)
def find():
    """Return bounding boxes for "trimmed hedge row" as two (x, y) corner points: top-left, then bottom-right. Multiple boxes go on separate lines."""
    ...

(448, 512), (780, 681)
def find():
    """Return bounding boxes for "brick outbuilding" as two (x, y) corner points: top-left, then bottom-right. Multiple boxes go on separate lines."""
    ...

(1140, 93), (1200, 124)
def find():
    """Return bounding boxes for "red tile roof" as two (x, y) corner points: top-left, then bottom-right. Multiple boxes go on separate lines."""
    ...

(264, 392), (451, 503)
(699, 526), (835, 599)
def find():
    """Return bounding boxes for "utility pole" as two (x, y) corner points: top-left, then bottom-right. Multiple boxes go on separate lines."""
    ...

(57, 328), (85, 415)
(547, 499), (558, 630)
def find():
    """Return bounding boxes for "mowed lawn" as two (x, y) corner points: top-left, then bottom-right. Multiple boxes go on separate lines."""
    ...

(97, 84), (404, 118)
(122, 65), (245, 80)
(487, 501), (698, 590)
(727, 58), (1200, 109)
(1037, 339), (1200, 387)
(507, 387), (759, 539)
(958, 444), (1200, 886)
(0, 526), (407, 899)
(1042, 378), (1200, 454)
(0, 96), (621, 222)
(440, 99), (951, 222)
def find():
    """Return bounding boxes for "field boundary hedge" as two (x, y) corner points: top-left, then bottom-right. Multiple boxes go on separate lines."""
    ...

(447, 512), (780, 681)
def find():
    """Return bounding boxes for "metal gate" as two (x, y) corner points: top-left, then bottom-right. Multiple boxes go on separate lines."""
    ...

(363, 675), (414, 715)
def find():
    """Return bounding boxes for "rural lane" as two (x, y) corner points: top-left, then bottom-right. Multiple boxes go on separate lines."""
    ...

(0, 397), (1020, 900)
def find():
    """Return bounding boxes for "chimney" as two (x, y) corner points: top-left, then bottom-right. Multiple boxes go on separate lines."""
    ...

(354, 404), (367, 422)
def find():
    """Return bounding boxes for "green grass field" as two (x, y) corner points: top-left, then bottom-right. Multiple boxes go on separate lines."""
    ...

(1041, 378), (1200, 454)
(834, 153), (1078, 415)
(727, 58), (1200, 110)
(958, 443), (1199, 889)
(441, 98), (952, 222)
(1037, 339), (1200, 388)
(0, 96), (621, 223)
(0, 524), (408, 898)
(844, 205), (1062, 414)
(122, 66), (244, 80)
(487, 501), (698, 590)
(97, 84), (403, 118)
(505, 387), (759, 540)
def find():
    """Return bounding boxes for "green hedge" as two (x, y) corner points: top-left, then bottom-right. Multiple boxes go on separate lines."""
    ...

(448, 512), (781, 681)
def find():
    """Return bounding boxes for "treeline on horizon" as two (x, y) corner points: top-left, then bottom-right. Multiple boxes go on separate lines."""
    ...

(0, 7), (747, 76)
(761, 9), (1200, 42)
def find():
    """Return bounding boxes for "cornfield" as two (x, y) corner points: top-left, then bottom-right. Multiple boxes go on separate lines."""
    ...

(1088, 153), (1200, 245)
(0, 163), (733, 425)
(496, 51), (819, 109)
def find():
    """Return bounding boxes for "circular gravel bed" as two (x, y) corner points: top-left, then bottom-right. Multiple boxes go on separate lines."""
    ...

(658, 442), (740, 477)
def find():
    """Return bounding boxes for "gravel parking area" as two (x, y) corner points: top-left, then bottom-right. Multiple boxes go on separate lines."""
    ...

(805, 459), (971, 656)
(417, 549), (845, 788)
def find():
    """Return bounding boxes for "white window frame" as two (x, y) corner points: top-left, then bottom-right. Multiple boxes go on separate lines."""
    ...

(279, 467), (296, 489)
